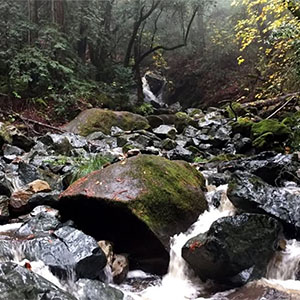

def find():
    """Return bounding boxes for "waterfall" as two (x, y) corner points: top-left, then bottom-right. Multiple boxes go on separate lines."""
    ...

(142, 73), (165, 107)
(133, 184), (235, 300)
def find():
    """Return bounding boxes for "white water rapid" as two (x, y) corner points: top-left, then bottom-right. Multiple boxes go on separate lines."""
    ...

(127, 182), (236, 300)
(142, 73), (165, 107)
(1, 177), (300, 299)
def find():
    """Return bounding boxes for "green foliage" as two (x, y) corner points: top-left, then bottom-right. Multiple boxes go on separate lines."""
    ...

(134, 103), (154, 116)
(71, 155), (111, 183)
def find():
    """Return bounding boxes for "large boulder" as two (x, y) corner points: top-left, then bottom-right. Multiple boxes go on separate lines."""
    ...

(227, 171), (300, 238)
(59, 154), (207, 274)
(0, 262), (76, 300)
(61, 109), (150, 136)
(182, 213), (282, 286)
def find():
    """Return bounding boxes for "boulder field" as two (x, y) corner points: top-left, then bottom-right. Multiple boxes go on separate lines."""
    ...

(0, 106), (300, 299)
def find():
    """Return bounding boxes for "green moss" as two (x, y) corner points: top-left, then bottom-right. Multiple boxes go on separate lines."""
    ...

(252, 132), (273, 149)
(250, 119), (291, 151)
(175, 112), (192, 133)
(251, 119), (291, 139)
(78, 109), (149, 136)
(231, 117), (253, 136)
(127, 155), (207, 231)
(226, 102), (248, 119)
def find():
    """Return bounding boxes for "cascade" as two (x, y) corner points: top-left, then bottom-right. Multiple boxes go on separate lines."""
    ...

(1, 173), (300, 299)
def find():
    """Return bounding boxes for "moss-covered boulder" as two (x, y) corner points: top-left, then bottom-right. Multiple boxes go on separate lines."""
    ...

(61, 108), (150, 136)
(251, 119), (291, 150)
(59, 154), (207, 274)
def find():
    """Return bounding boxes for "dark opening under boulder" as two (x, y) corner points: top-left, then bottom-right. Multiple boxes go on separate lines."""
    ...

(59, 154), (207, 274)
(61, 108), (150, 136)
(182, 213), (282, 286)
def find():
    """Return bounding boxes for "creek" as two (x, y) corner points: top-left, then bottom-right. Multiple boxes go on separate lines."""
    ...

(1, 175), (300, 300)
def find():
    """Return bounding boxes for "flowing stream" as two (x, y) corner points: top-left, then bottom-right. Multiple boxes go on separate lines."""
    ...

(1, 176), (300, 299)
(142, 73), (165, 107)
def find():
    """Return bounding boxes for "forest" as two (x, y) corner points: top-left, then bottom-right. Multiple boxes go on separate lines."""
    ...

(1, 1), (300, 300)
(1, 0), (299, 122)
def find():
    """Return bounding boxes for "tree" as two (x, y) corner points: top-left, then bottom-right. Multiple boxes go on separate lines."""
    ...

(233, 0), (300, 98)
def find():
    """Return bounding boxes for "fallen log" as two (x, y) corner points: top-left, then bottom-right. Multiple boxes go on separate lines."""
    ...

(0, 109), (65, 133)
(241, 92), (300, 109)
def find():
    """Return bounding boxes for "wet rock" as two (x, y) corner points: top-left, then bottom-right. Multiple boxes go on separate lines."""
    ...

(0, 262), (76, 300)
(59, 154), (207, 274)
(61, 108), (150, 136)
(206, 172), (231, 186)
(0, 171), (13, 196)
(183, 126), (199, 138)
(153, 125), (177, 139)
(0, 195), (9, 221)
(218, 152), (300, 185)
(76, 279), (124, 300)
(219, 280), (300, 300)
(10, 180), (52, 215)
(145, 72), (165, 95)
(10, 189), (34, 214)
(166, 146), (194, 162)
(111, 254), (129, 284)
(15, 208), (60, 237)
(22, 224), (107, 280)
(3, 144), (24, 161)
(3, 124), (35, 152)
(182, 214), (282, 286)
(27, 179), (51, 193)
(227, 171), (300, 237)
(111, 126), (124, 136)
(161, 138), (177, 150)
(18, 161), (39, 185)
(86, 131), (108, 141)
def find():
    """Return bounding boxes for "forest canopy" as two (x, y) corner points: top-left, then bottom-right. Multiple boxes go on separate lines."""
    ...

(1, 0), (300, 120)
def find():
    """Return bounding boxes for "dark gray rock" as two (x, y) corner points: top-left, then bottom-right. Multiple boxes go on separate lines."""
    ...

(0, 195), (9, 221)
(7, 125), (35, 152)
(182, 213), (282, 286)
(18, 162), (39, 185)
(0, 262), (76, 300)
(0, 171), (13, 196)
(166, 146), (193, 162)
(3, 144), (24, 161)
(218, 152), (299, 186)
(153, 125), (177, 140)
(76, 279), (124, 300)
(183, 126), (199, 138)
(227, 171), (300, 237)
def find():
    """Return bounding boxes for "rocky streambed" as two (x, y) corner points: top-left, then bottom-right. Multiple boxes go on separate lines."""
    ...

(0, 107), (300, 299)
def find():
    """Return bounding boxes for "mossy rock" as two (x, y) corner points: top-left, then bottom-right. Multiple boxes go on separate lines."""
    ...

(61, 108), (150, 136)
(251, 119), (291, 139)
(175, 112), (197, 133)
(282, 111), (300, 151)
(226, 102), (248, 119)
(59, 154), (207, 247)
(250, 119), (291, 151)
(231, 117), (253, 136)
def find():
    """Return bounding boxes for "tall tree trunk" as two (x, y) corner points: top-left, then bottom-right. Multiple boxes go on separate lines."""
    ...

(133, 42), (144, 104)
(54, 0), (64, 29)
(28, 0), (39, 45)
